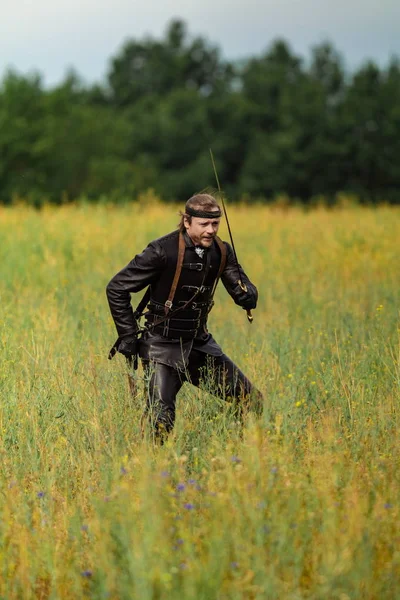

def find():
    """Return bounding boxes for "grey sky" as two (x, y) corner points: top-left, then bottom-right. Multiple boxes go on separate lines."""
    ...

(1, 0), (399, 86)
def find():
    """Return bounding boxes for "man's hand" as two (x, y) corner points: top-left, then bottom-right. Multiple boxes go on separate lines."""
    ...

(235, 283), (257, 310)
(117, 335), (138, 358)
(241, 295), (257, 310)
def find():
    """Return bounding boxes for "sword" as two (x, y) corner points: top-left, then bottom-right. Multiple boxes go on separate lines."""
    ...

(209, 149), (253, 323)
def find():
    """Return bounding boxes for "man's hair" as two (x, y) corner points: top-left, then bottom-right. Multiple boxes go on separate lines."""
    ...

(178, 193), (222, 232)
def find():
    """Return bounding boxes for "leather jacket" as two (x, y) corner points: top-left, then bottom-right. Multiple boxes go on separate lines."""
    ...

(106, 230), (258, 368)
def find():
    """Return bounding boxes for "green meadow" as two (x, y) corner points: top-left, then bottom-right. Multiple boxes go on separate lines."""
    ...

(0, 201), (399, 599)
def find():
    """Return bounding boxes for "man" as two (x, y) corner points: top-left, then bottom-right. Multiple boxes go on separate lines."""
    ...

(106, 193), (262, 439)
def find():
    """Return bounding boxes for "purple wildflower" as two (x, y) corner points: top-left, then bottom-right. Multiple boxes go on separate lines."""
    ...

(384, 503), (393, 509)
(230, 562), (239, 570)
(188, 479), (197, 485)
(176, 483), (185, 492)
(120, 466), (127, 475)
(231, 456), (241, 463)
(81, 570), (92, 578)
(37, 491), (45, 498)
(81, 524), (89, 532)
(184, 503), (195, 510)
(161, 471), (170, 478)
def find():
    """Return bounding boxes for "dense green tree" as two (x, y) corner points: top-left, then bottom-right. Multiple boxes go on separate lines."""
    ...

(107, 19), (233, 107)
(0, 71), (45, 203)
(381, 60), (400, 201)
(123, 89), (213, 199)
(337, 61), (400, 201)
(310, 42), (345, 101)
(239, 41), (313, 198)
(38, 78), (132, 200)
(205, 91), (253, 196)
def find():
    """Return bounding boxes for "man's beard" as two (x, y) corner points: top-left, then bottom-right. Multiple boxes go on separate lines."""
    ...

(200, 236), (214, 246)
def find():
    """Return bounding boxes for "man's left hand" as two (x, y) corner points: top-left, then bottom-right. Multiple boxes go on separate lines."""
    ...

(118, 336), (138, 358)
(235, 290), (257, 310)
(240, 294), (257, 310)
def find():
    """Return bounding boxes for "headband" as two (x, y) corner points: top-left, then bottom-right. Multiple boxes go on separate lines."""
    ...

(186, 206), (222, 219)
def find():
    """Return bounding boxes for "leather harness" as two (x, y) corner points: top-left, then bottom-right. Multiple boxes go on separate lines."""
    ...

(143, 232), (226, 334)
(108, 233), (226, 359)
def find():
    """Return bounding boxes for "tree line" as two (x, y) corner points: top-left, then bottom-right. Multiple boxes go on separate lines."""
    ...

(1, 19), (399, 205)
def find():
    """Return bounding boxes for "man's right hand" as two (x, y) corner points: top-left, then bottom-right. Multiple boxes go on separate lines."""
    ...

(117, 336), (138, 358)
(234, 283), (257, 310)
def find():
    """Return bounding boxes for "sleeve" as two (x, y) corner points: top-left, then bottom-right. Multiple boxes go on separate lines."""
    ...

(220, 242), (258, 310)
(106, 241), (166, 338)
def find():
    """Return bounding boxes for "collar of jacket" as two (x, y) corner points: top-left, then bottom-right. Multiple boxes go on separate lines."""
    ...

(183, 231), (196, 248)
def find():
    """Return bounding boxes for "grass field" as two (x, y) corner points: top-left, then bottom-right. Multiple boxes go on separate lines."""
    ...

(0, 201), (399, 599)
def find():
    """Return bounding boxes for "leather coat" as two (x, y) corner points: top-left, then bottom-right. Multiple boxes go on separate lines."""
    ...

(106, 230), (258, 369)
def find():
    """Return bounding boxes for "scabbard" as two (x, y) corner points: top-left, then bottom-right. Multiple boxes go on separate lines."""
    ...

(126, 355), (138, 399)
(108, 337), (120, 360)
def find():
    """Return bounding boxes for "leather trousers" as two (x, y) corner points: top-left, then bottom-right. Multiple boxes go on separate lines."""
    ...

(142, 349), (263, 437)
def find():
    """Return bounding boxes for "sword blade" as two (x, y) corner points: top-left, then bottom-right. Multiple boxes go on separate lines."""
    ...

(209, 149), (253, 323)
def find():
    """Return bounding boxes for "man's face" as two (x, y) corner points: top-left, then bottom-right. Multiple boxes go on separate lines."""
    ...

(184, 210), (221, 247)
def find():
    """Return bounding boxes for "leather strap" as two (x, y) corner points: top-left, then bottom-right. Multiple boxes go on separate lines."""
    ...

(211, 236), (227, 296)
(165, 231), (185, 314)
(139, 236), (223, 337)
(110, 234), (226, 354)
(162, 246), (212, 337)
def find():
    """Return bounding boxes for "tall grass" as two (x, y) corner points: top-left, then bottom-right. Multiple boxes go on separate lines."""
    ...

(0, 200), (399, 598)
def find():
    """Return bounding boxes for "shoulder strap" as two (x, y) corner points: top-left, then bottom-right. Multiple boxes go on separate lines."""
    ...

(165, 231), (185, 315)
(215, 236), (227, 280)
(210, 236), (227, 299)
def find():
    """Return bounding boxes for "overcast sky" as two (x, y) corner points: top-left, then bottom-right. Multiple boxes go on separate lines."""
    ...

(1, 0), (399, 86)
